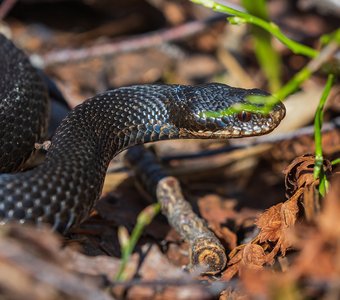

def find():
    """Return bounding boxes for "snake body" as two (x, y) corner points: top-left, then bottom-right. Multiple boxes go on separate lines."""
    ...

(0, 35), (285, 233)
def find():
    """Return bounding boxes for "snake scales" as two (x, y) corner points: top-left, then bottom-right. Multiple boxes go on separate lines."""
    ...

(0, 34), (285, 233)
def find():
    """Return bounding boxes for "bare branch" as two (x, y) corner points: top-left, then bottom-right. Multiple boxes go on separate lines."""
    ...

(41, 14), (225, 67)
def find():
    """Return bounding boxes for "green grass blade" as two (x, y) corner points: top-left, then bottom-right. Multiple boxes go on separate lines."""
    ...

(331, 158), (340, 166)
(191, 0), (318, 58)
(241, 0), (282, 92)
(313, 74), (334, 196)
(115, 203), (161, 281)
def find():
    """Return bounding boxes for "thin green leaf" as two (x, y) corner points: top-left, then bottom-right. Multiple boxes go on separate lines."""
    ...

(191, 0), (318, 57)
(331, 158), (340, 166)
(115, 203), (161, 281)
(313, 74), (334, 196)
(241, 0), (282, 92)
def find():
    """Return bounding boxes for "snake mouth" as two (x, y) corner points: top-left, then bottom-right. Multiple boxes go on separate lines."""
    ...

(180, 100), (286, 139)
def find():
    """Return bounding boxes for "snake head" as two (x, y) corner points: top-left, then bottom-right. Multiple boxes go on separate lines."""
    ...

(171, 83), (286, 139)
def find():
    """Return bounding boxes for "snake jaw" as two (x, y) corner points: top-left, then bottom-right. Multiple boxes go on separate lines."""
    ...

(180, 99), (286, 139)
(172, 84), (286, 139)
(167, 83), (286, 140)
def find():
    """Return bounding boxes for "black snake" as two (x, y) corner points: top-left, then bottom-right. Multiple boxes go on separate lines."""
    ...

(0, 34), (286, 233)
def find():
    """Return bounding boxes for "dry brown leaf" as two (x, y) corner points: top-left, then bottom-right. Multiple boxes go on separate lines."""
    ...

(223, 192), (300, 279)
(228, 244), (246, 266)
(318, 174), (340, 237)
(284, 154), (315, 198)
(241, 244), (266, 270)
(240, 267), (300, 300)
(219, 289), (248, 300)
(270, 129), (340, 173)
(257, 193), (300, 258)
(283, 154), (332, 197)
(222, 160), (340, 286)
(239, 268), (273, 297)
(280, 176), (340, 280)
(209, 222), (238, 250)
(283, 154), (332, 220)
(290, 229), (337, 279)
(221, 245), (246, 280)
(256, 203), (282, 243)
(221, 263), (240, 281)
(0, 225), (110, 300)
(281, 193), (300, 228)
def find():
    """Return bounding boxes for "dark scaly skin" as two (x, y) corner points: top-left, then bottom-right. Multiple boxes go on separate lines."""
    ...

(0, 35), (49, 172)
(0, 35), (286, 233)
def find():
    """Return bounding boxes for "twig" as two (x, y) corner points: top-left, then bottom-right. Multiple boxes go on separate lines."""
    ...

(309, 41), (339, 72)
(157, 177), (227, 274)
(111, 275), (235, 299)
(0, 0), (17, 20)
(41, 14), (226, 67)
(274, 40), (339, 101)
(111, 276), (235, 292)
(217, 47), (256, 88)
(161, 116), (340, 162)
(125, 146), (227, 275)
(105, 116), (340, 175)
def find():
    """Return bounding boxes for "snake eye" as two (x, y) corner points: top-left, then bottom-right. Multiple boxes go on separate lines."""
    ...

(237, 111), (252, 122)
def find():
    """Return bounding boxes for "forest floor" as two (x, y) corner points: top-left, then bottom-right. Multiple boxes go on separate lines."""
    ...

(0, 0), (340, 299)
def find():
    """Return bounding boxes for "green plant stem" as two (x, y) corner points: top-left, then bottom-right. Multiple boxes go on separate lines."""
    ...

(331, 158), (340, 166)
(201, 66), (312, 118)
(313, 74), (334, 196)
(191, 0), (318, 58)
(273, 68), (312, 100)
(320, 28), (340, 45)
(241, 0), (282, 92)
(201, 38), (339, 119)
(115, 203), (161, 281)
(192, 0), (339, 118)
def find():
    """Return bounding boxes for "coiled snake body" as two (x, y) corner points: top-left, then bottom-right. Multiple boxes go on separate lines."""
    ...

(0, 35), (285, 233)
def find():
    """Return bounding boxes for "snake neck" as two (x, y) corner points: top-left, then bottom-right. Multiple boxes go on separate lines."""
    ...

(46, 86), (182, 168)
(0, 86), (184, 231)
